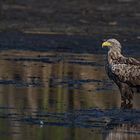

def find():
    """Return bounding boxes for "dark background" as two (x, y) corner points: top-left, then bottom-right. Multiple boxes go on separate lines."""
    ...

(0, 0), (140, 39)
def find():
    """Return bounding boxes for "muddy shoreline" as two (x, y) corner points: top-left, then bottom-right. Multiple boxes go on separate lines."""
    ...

(0, 0), (140, 38)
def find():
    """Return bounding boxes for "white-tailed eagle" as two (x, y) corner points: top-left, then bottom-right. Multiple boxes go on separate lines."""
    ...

(102, 39), (140, 102)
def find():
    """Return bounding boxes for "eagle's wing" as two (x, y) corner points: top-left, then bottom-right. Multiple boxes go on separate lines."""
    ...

(124, 57), (140, 65)
(113, 55), (140, 65)
(111, 56), (140, 86)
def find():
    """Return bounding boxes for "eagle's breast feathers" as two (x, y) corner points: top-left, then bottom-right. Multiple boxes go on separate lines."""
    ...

(108, 51), (140, 86)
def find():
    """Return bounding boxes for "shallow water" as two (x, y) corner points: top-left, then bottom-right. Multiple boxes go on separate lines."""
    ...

(0, 33), (140, 140)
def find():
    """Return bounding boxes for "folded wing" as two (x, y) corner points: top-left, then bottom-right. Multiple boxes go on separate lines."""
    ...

(111, 56), (140, 87)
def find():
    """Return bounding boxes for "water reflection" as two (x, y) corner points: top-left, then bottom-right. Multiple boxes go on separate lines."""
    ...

(105, 124), (140, 140)
(0, 51), (119, 110)
(0, 50), (139, 140)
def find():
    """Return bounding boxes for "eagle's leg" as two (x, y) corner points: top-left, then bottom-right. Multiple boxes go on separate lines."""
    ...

(118, 83), (134, 103)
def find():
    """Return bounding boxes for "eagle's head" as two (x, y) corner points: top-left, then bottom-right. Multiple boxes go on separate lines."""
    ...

(102, 39), (122, 52)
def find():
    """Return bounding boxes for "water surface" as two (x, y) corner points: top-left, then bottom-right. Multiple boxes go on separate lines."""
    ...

(0, 34), (140, 140)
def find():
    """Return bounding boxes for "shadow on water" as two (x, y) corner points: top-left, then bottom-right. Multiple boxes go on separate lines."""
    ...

(0, 33), (139, 140)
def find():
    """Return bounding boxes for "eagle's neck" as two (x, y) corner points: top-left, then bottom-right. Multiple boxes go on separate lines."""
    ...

(108, 49), (123, 64)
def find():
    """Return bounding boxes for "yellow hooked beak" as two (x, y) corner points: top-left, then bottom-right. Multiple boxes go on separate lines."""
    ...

(102, 41), (112, 48)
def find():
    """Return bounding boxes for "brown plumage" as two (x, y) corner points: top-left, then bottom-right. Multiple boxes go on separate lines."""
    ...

(102, 39), (140, 102)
